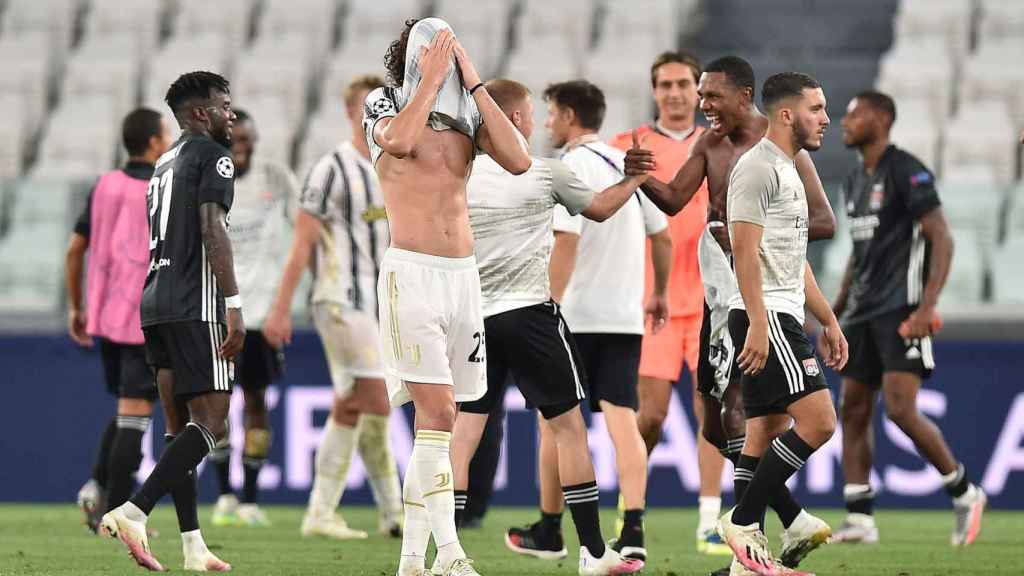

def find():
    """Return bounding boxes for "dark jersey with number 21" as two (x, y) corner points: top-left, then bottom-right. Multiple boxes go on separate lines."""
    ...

(141, 134), (235, 327)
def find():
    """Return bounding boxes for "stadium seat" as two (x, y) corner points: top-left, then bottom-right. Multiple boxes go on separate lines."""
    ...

(889, 97), (943, 171)
(991, 237), (1024, 303)
(941, 227), (987, 306)
(233, 94), (294, 166)
(61, 51), (140, 121)
(582, 38), (660, 101)
(296, 108), (352, 180)
(876, 37), (956, 117)
(434, 0), (511, 78)
(1005, 181), (1024, 237)
(820, 214), (853, 301)
(0, 34), (55, 137)
(143, 34), (235, 112)
(600, 94), (644, 143)
(894, 0), (972, 62)
(518, 0), (595, 55)
(84, 0), (162, 57)
(1, 0), (77, 63)
(261, 0), (341, 55)
(978, 0), (1024, 43)
(959, 39), (1024, 124)
(175, 0), (255, 52)
(602, 0), (682, 55)
(234, 41), (312, 126)
(345, 0), (423, 40)
(939, 174), (1004, 256)
(35, 96), (119, 179)
(940, 100), (1018, 184)
(0, 94), (28, 179)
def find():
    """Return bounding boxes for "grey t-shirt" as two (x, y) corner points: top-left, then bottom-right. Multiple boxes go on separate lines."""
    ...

(468, 155), (593, 318)
(727, 138), (809, 322)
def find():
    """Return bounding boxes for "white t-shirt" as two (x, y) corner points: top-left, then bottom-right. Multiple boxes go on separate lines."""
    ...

(469, 154), (595, 318)
(727, 138), (808, 323)
(553, 136), (668, 334)
(228, 158), (298, 328)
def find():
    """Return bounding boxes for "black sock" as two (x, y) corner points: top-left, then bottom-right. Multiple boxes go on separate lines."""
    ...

(104, 416), (148, 511)
(844, 484), (876, 516)
(620, 508), (645, 547)
(130, 423), (214, 515)
(540, 511), (563, 533)
(162, 434), (199, 532)
(771, 482), (803, 529)
(733, 430), (814, 527)
(722, 435), (745, 467)
(242, 458), (264, 504)
(564, 481), (604, 558)
(734, 454), (764, 531)
(454, 490), (468, 528)
(209, 438), (233, 496)
(943, 463), (970, 499)
(92, 417), (118, 488)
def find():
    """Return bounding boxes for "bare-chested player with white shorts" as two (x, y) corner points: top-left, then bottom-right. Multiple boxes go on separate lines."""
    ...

(364, 18), (531, 576)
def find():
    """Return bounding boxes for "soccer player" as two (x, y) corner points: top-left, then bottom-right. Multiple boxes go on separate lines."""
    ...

(100, 71), (241, 573)
(67, 108), (171, 531)
(365, 19), (530, 576)
(831, 90), (986, 546)
(262, 74), (404, 540)
(205, 108), (298, 528)
(451, 78), (645, 575)
(608, 50), (729, 554)
(535, 79), (672, 564)
(625, 56), (835, 574)
(715, 72), (847, 576)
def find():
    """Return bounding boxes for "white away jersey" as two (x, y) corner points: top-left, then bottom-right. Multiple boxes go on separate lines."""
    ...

(469, 154), (594, 318)
(228, 159), (298, 327)
(553, 137), (668, 334)
(727, 138), (808, 323)
(300, 141), (389, 312)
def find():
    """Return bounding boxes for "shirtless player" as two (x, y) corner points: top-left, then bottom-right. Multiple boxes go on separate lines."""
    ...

(625, 56), (836, 575)
(364, 19), (530, 576)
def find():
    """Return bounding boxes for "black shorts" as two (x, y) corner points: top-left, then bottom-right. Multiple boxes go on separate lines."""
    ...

(840, 307), (935, 386)
(98, 338), (157, 401)
(460, 301), (585, 419)
(143, 321), (236, 397)
(696, 302), (741, 398)
(234, 330), (283, 390)
(728, 309), (829, 419)
(574, 332), (642, 412)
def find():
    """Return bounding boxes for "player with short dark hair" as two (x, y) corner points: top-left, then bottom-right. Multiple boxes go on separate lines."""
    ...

(542, 81), (607, 132)
(832, 90), (986, 546)
(716, 71), (846, 576)
(204, 108), (299, 528)
(625, 57), (836, 575)
(100, 70), (241, 573)
(67, 107), (171, 532)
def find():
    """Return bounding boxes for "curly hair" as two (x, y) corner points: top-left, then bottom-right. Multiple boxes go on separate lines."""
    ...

(164, 70), (230, 114)
(384, 18), (420, 87)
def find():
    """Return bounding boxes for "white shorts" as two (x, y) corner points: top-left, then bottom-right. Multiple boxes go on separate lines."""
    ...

(698, 224), (739, 400)
(378, 248), (487, 406)
(312, 302), (385, 397)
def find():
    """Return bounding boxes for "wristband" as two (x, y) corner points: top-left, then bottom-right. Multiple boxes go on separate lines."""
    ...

(469, 82), (485, 95)
(224, 294), (243, 309)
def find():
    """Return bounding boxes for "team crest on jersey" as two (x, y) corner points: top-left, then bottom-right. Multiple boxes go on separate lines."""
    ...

(372, 97), (395, 116)
(227, 360), (236, 381)
(802, 358), (820, 377)
(216, 156), (235, 179)
(870, 182), (884, 211)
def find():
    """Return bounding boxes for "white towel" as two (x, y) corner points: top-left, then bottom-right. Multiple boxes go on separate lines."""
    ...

(698, 222), (739, 399)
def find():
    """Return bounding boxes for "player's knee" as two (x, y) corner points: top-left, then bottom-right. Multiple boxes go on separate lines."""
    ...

(840, 390), (872, 425)
(883, 399), (916, 428)
(420, 402), (457, 431)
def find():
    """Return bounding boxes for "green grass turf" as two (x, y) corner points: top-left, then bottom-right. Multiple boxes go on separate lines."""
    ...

(0, 505), (1021, 575)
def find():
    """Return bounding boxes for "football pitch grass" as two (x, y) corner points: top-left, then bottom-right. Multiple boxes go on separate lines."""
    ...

(1, 505), (1021, 575)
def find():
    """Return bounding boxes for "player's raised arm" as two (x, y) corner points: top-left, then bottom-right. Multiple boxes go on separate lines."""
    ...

(374, 29), (455, 158)
(199, 202), (244, 357)
(624, 130), (709, 215)
(457, 44), (530, 175)
(795, 150), (836, 241)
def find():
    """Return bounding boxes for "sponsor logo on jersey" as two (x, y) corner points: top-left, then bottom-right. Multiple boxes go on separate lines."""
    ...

(149, 257), (172, 272)
(216, 156), (235, 179)
(849, 214), (880, 241)
(802, 358), (820, 376)
(361, 205), (388, 222)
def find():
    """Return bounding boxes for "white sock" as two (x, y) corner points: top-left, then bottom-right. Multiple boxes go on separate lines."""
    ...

(413, 430), (465, 570)
(786, 509), (813, 533)
(357, 414), (403, 523)
(698, 496), (722, 533)
(848, 512), (875, 527)
(398, 454), (431, 573)
(307, 419), (358, 519)
(122, 501), (147, 523)
(181, 529), (208, 555)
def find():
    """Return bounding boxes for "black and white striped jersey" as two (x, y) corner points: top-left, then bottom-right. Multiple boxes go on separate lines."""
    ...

(299, 141), (389, 313)
(840, 144), (941, 325)
(140, 134), (235, 327)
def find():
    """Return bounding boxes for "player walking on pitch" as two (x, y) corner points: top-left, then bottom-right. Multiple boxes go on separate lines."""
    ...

(365, 18), (530, 576)
(100, 71), (241, 572)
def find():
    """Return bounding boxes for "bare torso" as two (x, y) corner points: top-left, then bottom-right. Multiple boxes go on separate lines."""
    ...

(376, 128), (476, 258)
(701, 116), (768, 251)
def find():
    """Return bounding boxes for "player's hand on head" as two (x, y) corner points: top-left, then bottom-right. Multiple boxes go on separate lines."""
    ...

(624, 130), (656, 176)
(738, 318), (769, 375)
(220, 308), (246, 358)
(451, 37), (482, 90)
(822, 322), (848, 371)
(645, 293), (669, 334)
(67, 309), (92, 347)
(420, 28), (456, 90)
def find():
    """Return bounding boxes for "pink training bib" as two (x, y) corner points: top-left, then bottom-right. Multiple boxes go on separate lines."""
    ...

(86, 169), (150, 344)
